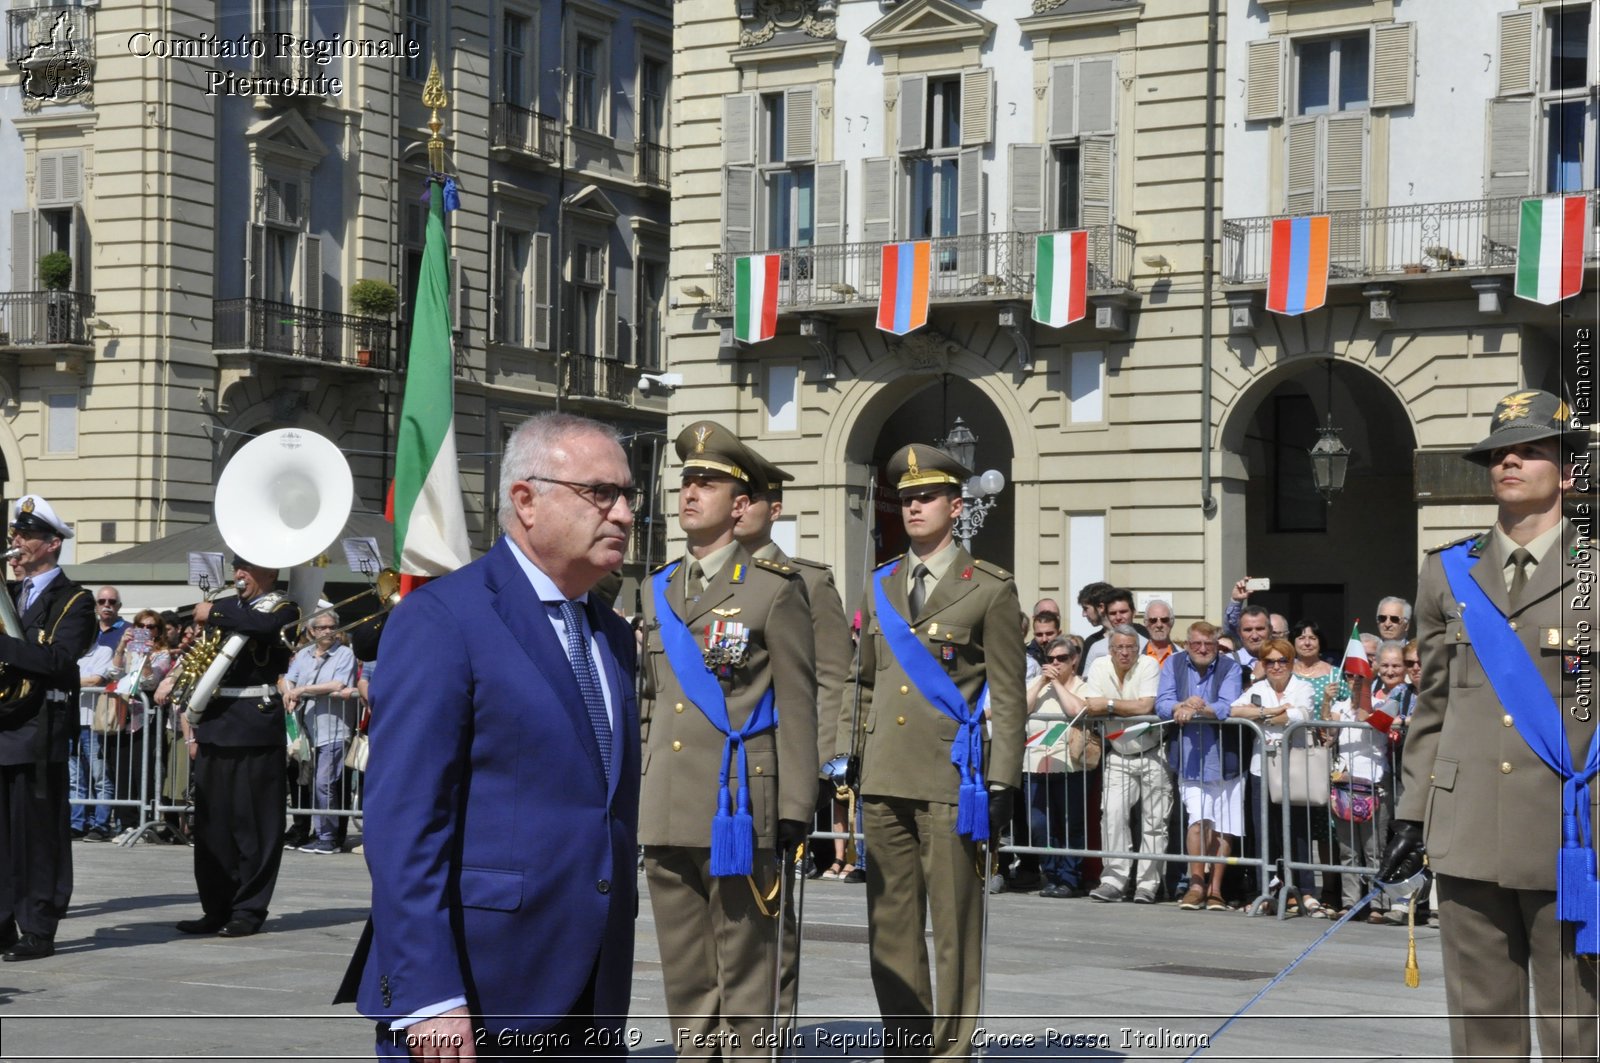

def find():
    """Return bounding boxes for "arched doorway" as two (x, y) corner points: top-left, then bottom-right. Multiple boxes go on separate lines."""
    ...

(852, 375), (1016, 571)
(1219, 360), (1417, 637)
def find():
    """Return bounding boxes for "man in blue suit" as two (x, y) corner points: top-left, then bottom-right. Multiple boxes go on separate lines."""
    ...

(342, 413), (641, 1059)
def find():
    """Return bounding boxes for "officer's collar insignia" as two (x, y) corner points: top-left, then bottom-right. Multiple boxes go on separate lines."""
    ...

(907, 448), (921, 479)
(730, 563), (744, 584)
(694, 425), (711, 453)
(961, 566), (973, 580)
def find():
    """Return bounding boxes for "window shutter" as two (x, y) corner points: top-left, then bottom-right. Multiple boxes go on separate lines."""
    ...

(73, 203), (88, 292)
(1370, 23), (1415, 109)
(57, 151), (83, 203)
(814, 160), (845, 283)
(898, 74), (927, 154)
(248, 223), (265, 300)
(300, 233), (321, 310)
(1047, 60), (1076, 142)
(723, 164), (757, 253)
(724, 92), (758, 166)
(1079, 135), (1113, 229)
(604, 289), (618, 362)
(1284, 116), (1319, 214)
(1245, 38), (1286, 122)
(1485, 97), (1534, 199)
(960, 67), (993, 146)
(861, 156), (895, 284)
(957, 146), (985, 237)
(36, 153), (60, 207)
(1008, 144), (1046, 235)
(1076, 56), (1117, 136)
(264, 180), (283, 223)
(784, 86), (817, 164)
(1323, 113), (1367, 268)
(1496, 9), (1537, 96)
(11, 210), (33, 290)
(533, 231), (552, 349)
(491, 228), (506, 343)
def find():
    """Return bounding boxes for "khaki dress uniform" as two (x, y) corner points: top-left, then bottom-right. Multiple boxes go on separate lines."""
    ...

(843, 542), (1024, 1061)
(1401, 520), (1599, 1061)
(640, 540), (817, 1054)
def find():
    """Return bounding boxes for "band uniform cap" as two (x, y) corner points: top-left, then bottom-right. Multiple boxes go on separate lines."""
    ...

(887, 444), (973, 491)
(1463, 389), (1590, 465)
(674, 420), (757, 486)
(10, 494), (72, 539)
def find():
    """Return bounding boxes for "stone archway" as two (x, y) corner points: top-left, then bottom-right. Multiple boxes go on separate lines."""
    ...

(1216, 358), (1419, 637)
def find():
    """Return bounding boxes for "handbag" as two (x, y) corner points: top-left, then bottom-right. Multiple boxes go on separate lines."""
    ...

(344, 732), (370, 772)
(1330, 778), (1377, 823)
(90, 692), (126, 734)
(1264, 743), (1331, 806)
(1066, 724), (1102, 772)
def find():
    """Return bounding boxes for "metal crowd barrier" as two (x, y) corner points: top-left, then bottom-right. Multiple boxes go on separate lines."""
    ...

(66, 690), (161, 846)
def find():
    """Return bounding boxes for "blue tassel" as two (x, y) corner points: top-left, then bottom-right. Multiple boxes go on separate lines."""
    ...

(1559, 846), (1595, 922)
(956, 781), (989, 841)
(710, 786), (739, 876)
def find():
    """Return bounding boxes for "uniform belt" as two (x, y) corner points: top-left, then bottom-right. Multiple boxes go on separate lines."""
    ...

(46, 690), (71, 704)
(217, 685), (276, 698)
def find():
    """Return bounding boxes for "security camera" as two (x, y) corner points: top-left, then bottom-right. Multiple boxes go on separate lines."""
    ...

(637, 372), (683, 395)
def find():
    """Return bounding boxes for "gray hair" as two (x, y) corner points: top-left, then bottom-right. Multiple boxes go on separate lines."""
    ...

(1108, 624), (1140, 645)
(1377, 596), (1412, 622)
(1377, 639), (1407, 660)
(498, 413), (623, 533)
(1143, 598), (1172, 618)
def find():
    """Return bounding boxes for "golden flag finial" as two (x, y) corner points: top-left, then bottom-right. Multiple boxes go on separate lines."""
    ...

(423, 57), (449, 173)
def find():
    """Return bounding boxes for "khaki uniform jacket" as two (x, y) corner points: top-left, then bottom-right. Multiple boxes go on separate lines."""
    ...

(1399, 520), (1600, 890)
(842, 548), (1026, 802)
(754, 544), (853, 767)
(640, 543), (818, 847)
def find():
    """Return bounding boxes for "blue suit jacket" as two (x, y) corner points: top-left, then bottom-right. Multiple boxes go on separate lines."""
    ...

(353, 538), (640, 1035)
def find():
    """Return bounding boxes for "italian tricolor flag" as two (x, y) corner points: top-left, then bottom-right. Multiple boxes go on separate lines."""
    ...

(1032, 230), (1088, 328)
(1514, 195), (1587, 305)
(733, 254), (780, 344)
(389, 176), (472, 594)
(1339, 622), (1372, 714)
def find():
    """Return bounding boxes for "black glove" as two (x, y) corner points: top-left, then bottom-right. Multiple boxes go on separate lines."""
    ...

(776, 818), (810, 858)
(1376, 819), (1426, 885)
(986, 785), (1015, 842)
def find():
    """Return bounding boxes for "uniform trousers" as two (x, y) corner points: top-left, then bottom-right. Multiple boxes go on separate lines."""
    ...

(1098, 749), (1172, 896)
(1436, 874), (1599, 1063)
(0, 761), (72, 938)
(644, 845), (788, 1058)
(861, 795), (983, 1063)
(192, 744), (285, 928)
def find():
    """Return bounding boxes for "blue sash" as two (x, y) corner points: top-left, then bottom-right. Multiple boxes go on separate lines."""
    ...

(652, 562), (776, 877)
(1440, 541), (1600, 953)
(873, 563), (991, 841)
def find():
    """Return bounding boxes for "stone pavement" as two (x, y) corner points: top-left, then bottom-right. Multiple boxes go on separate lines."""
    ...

(0, 842), (1456, 1062)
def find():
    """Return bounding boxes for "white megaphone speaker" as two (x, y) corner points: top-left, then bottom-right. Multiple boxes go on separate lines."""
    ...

(215, 428), (354, 570)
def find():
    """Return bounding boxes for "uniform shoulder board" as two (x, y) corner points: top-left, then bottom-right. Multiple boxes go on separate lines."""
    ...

(650, 560), (675, 575)
(785, 555), (830, 573)
(751, 556), (802, 578)
(971, 559), (1013, 581)
(1424, 531), (1486, 555)
(874, 556), (903, 572)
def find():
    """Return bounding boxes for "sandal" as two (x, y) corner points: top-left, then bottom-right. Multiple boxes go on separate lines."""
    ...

(1302, 897), (1326, 918)
(821, 861), (844, 880)
(1206, 892), (1228, 911)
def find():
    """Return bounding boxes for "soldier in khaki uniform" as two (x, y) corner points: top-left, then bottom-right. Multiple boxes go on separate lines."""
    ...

(641, 421), (818, 1056)
(734, 451), (853, 1023)
(839, 444), (1025, 1062)
(1381, 390), (1599, 1062)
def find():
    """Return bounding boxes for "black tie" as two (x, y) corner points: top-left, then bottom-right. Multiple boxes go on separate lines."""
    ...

(1508, 547), (1533, 608)
(909, 563), (930, 620)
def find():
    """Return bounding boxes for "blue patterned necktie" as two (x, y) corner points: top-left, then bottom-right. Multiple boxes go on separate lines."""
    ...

(16, 578), (32, 611)
(558, 599), (612, 775)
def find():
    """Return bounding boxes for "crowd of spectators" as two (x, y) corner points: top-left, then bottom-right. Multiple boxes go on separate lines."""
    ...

(70, 587), (370, 855)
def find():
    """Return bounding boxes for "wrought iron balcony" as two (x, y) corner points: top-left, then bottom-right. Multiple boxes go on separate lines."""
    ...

(710, 226), (1137, 315)
(637, 139), (670, 189)
(7, 5), (94, 65)
(247, 34), (308, 82)
(213, 298), (393, 370)
(1221, 189), (1600, 286)
(490, 103), (562, 163)
(0, 290), (93, 348)
(561, 352), (633, 403)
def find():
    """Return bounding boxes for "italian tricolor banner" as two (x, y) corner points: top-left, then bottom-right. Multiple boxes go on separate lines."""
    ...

(1339, 622), (1372, 715)
(1032, 230), (1088, 327)
(1514, 195), (1587, 305)
(733, 254), (780, 344)
(390, 177), (472, 593)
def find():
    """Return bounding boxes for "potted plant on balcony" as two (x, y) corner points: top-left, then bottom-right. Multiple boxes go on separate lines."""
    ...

(38, 252), (73, 343)
(348, 278), (398, 367)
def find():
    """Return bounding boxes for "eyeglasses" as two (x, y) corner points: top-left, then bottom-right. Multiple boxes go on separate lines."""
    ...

(136, 622), (158, 630)
(1377, 614), (1405, 624)
(1262, 657), (1290, 667)
(1404, 658), (1420, 667)
(527, 476), (639, 511)
(97, 598), (120, 606)
(1146, 617), (1172, 625)
(1046, 654), (1073, 663)
(1187, 640), (1217, 649)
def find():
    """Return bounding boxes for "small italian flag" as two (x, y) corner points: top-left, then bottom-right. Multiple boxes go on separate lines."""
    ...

(733, 254), (780, 344)
(1339, 622), (1372, 714)
(1032, 230), (1088, 328)
(1514, 195), (1587, 305)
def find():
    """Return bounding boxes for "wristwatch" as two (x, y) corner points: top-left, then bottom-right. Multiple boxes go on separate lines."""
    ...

(1108, 698), (1117, 711)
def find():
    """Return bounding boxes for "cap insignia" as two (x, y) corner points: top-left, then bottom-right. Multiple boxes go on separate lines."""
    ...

(1497, 391), (1538, 424)
(694, 425), (711, 454)
(19, 497), (34, 515)
(907, 448), (921, 479)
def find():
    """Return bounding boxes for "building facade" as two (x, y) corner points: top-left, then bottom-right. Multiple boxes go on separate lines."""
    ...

(1, 0), (672, 591)
(669, 0), (1597, 635)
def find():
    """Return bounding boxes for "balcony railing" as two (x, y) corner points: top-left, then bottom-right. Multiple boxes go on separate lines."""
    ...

(561, 352), (632, 402)
(637, 139), (670, 188)
(7, 6), (94, 65)
(213, 298), (393, 370)
(0, 290), (94, 347)
(248, 34), (307, 82)
(1221, 189), (1600, 285)
(711, 226), (1137, 315)
(490, 103), (562, 163)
